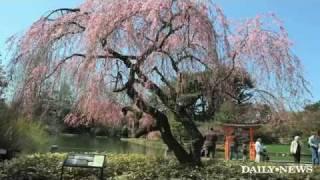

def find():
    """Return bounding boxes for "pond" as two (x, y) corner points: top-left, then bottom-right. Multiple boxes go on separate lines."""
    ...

(33, 134), (165, 157)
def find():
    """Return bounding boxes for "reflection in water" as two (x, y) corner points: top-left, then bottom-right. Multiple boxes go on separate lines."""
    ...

(37, 134), (165, 157)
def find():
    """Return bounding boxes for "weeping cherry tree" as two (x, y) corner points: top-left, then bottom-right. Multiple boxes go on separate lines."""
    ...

(8, 0), (308, 165)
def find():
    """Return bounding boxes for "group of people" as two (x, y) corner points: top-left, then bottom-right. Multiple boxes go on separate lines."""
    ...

(255, 130), (320, 164)
(202, 128), (320, 164)
(202, 128), (249, 160)
(290, 130), (320, 165)
(229, 133), (249, 160)
(202, 128), (260, 161)
(287, 131), (320, 164)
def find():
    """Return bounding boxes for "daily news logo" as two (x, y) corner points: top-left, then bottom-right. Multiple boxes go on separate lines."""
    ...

(241, 165), (313, 174)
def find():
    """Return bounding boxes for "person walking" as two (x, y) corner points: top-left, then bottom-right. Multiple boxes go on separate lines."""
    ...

(241, 143), (249, 161)
(308, 131), (320, 165)
(255, 138), (263, 162)
(290, 136), (301, 163)
(203, 128), (218, 158)
(230, 134), (240, 160)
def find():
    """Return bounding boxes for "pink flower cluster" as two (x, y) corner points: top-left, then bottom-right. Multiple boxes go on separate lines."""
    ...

(9, 0), (308, 126)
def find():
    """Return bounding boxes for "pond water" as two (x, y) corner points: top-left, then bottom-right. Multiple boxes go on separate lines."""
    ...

(35, 134), (165, 157)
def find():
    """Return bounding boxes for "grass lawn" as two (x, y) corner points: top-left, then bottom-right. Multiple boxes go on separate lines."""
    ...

(266, 144), (310, 154)
(265, 144), (312, 163)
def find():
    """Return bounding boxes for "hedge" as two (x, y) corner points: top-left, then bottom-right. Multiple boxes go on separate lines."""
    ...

(1, 153), (320, 179)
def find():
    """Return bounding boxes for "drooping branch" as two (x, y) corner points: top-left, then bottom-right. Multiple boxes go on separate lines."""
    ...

(42, 53), (109, 81)
(212, 51), (237, 91)
(161, 50), (179, 72)
(45, 8), (81, 20)
(106, 48), (138, 67)
(152, 66), (175, 94)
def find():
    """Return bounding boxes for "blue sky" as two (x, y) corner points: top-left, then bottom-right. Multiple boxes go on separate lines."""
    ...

(0, 0), (319, 102)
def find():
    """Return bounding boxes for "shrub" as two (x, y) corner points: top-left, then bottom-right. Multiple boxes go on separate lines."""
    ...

(0, 105), (48, 155)
(0, 103), (18, 150)
(14, 118), (49, 153)
(1, 153), (320, 180)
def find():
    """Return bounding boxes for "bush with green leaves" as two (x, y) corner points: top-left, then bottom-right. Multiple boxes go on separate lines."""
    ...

(0, 106), (48, 154)
(14, 118), (49, 153)
(1, 153), (320, 180)
(0, 103), (19, 151)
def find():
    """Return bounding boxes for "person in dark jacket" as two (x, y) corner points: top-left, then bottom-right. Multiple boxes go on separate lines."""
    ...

(203, 128), (218, 158)
(241, 143), (249, 161)
(230, 134), (240, 160)
(290, 136), (301, 163)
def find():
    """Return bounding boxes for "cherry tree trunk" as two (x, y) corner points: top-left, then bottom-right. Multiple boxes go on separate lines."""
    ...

(153, 111), (198, 165)
(134, 111), (204, 165)
(179, 117), (204, 165)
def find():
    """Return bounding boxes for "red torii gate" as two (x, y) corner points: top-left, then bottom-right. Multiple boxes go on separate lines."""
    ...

(223, 123), (261, 160)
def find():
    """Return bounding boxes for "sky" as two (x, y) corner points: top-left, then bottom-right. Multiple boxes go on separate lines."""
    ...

(0, 0), (319, 102)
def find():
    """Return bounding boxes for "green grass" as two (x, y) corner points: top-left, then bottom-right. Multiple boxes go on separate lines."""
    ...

(265, 144), (312, 162)
(266, 144), (310, 154)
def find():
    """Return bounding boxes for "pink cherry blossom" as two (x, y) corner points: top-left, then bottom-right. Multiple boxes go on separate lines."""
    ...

(8, 0), (309, 126)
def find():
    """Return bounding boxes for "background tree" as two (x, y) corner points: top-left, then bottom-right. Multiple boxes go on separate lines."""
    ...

(304, 101), (320, 112)
(8, 0), (309, 165)
(0, 54), (8, 102)
(174, 66), (255, 121)
(286, 101), (320, 137)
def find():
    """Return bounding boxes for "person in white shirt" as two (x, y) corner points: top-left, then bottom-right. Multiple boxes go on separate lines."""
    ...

(308, 131), (320, 165)
(255, 138), (263, 162)
(290, 136), (301, 163)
